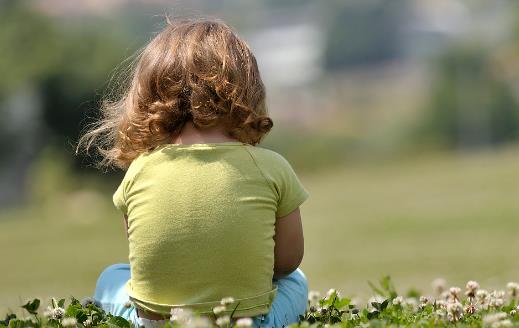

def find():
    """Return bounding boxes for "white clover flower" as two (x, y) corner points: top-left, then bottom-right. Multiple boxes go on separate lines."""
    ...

(432, 278), (446, 295)
(220, 297), (235, 306)
(446, 301), (463, 313)
(419, 296), (431, 305)
(368, 295), (385, 305)
(215, 315), (230, 327)
(83, 319), (93, 327)
(493, 290), (506, 299)
(440, 291), (450, 301)
(479, 301), (490, 311)
(483, 312), (508, 324)
(61, 317), (77, 327)
(213, 305), (227, 316)
(477, 291), (490, 310)
(465, 281), (479, 298)
(308, 291), (321, 303)
(506, 282), (519, 297)
(449, 287), (461, 300)
(52, 307), (65, 320)
(392, 296), (404, 306)
(326, 289), (340, 299)
(466, 281), (479, 290)
(435, 299), (447, 309)
(488, 291), (505, 308)
(435, 309), (446, 317)
(235, 317), (253, 327)
(170, 308), (194, 325)
(450, 287), (461, 294)
(446, 301), (463, 321)
(404, 297), (418, 310)
(492, 319), (513, 328)
(477, 289), (489, 300)
(464, 304), (476, 315)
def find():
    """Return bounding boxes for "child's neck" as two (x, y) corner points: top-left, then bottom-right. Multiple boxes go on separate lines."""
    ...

(170, 120), (239, 145)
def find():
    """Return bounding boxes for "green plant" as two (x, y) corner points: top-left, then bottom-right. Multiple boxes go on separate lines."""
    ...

(3, 278), (519, 327)
(293, 277), (519, 327)
(1, 297), (132, 328)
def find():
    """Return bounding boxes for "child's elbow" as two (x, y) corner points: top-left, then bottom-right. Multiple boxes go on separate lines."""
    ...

(273, 248), (304, 278)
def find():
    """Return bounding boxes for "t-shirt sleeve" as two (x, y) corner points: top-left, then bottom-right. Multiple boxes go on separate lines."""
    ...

(263, 152), (309, 218)
(276, 162), (309, 217)
(113, 179), (128, 214)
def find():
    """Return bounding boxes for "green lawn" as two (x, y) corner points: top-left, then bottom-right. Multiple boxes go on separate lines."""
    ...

(2, 146), (519, 313)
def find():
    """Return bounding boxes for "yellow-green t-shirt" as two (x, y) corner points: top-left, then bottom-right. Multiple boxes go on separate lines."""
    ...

(112, 142), (309, 317)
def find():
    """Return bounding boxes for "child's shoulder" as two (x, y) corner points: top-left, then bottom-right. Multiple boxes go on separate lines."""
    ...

(248, 145), (291, 165)
(248, 145), (309, 214)
(247, 145), (298, 176)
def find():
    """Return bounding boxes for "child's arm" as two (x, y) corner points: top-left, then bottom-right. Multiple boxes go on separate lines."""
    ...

(273, 207), (304, 279)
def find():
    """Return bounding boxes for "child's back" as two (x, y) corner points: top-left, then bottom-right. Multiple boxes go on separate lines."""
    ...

(114, 141), (308, 316)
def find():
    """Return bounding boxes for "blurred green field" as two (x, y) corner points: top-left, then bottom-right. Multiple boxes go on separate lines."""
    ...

(1, 146), (519, 313)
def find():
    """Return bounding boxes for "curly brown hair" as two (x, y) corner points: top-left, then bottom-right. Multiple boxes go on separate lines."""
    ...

(77, 18), (273, 170)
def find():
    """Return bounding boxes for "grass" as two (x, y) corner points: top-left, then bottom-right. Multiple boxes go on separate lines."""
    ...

(302, 146), (519, 300)
(1, 145), (519, 314)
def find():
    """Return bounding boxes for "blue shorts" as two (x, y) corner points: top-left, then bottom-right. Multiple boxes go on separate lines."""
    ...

(93, 264), (308, 328)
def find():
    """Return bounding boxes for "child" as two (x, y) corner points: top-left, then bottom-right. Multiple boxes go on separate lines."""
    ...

(79, 18), (309, 328)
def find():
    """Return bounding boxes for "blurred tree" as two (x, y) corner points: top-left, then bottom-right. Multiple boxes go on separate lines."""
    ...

(0, 0), (60, 96)
(0, 5), (130, 159)
(323, 0), (408, 71)
(39, 26), (129, 156)
(0, 2), (129, 154)
(0, 2), (129, 205)
(0, 1), (61, 205)
(418, 45), (519, 149)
